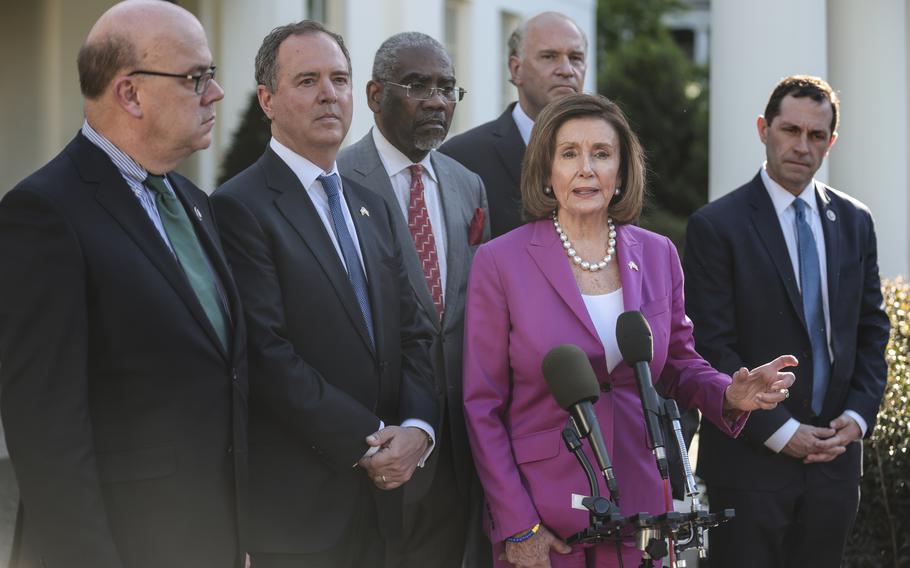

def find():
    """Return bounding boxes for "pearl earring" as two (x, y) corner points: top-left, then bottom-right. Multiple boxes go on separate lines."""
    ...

(544, 186), (552, 195)
(615, 187), (622, 196)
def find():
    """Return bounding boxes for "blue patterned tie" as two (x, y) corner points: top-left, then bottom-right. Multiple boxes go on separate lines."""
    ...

(318, 173), (375, 348)
(793, 198), (830, 414)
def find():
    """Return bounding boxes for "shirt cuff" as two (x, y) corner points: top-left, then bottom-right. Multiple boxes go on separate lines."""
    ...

(843, 410), (868, 437)
(764, 418), (800, 453)
(354, 420), (385, 466)
(401, 418), (436, 467)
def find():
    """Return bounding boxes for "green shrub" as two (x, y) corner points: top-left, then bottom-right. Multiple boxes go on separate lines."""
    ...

(845, 278), (910, 567)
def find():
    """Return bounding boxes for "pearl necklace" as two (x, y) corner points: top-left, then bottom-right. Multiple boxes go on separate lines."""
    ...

(552, 211), (616, 272)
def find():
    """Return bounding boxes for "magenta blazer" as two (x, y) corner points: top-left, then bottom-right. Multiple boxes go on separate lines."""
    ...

(463, 219), (746, 545)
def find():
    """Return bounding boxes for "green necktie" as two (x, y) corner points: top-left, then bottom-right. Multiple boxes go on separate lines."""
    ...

(145, 174), (229, 351)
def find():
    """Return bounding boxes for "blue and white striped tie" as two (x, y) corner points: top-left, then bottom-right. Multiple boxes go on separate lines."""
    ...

(319, 173), (375, 348)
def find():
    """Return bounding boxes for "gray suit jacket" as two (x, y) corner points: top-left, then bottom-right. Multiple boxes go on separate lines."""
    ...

(339, 130), (490, 499)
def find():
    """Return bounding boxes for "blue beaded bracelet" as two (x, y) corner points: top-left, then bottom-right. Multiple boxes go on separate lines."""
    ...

(506, 523), (541, 543)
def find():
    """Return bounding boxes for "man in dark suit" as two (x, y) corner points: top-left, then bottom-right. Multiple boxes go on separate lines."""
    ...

(337, 32), (491, 568)
(439, 11), (587, 238)
(684, 75), (890, 567)
(212, 21), (438, 568)
(0, 2), (247, 567)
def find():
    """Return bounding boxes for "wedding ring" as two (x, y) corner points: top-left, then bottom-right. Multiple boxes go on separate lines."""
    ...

(381, 475), (387, 483)
(781, 388), (790, 399)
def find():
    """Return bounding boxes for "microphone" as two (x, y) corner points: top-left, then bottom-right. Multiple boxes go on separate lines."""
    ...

(616, 311), (669, 480)
(542, 344), (619, 502)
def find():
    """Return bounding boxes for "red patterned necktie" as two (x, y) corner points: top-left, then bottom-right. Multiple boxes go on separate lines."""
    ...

(407, 164), (444, 321)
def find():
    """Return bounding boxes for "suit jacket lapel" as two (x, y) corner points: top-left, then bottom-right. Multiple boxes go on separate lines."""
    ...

(432, 153), (469, 333)
(747, 174), (807, 329)
(816, 183), (841, 308)
(79, 136), (229, 357)
(265, 150), (375, 354)
(347, 137), (440, 330)
(616, 224), (643, 315)
(492, 104), (525, 195)
(526, 220), (600, 343)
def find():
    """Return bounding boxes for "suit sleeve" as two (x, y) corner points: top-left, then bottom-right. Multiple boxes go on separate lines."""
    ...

(683, 212), (792, 442)
(844, 210), (889, 433)
(0, 189), (123, 567)
(211, 192), (380, 470)
(475, 173), (492, 244)
(462, 245), (539, 542)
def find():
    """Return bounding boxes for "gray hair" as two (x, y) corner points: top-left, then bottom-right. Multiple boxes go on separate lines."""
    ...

(372, 31), (451, 83)
(508, 12), (588, 59)
(255, 20), (351, 92)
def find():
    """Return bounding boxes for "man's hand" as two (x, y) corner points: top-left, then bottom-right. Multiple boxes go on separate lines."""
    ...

(781, 423), (836, 459)
(357, 426), (430, 490)
(500, 525), (571, 568)
(803, 413), (862, 464)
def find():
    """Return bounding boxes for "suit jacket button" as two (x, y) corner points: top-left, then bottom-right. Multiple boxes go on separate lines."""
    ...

(600, 382), (612, 393)
(227, 445), (233, 454)
(231, 369), (239, 382)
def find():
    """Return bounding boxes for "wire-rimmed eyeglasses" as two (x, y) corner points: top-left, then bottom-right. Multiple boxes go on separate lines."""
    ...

(128, 65), (217, 95)
(385, 82), (467, 102)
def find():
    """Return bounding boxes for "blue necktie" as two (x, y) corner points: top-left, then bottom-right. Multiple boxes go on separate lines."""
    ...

(318, 173), (375, 348)
(793, 198), (829, 414)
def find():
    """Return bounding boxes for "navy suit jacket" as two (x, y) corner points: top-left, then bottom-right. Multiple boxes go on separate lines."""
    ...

(0, 133), (248, 568)
(439, 103), (525, 238)
(684, 172), (889, 490)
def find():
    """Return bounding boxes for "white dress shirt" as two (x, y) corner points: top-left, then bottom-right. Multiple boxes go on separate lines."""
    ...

(760, 166), (867, 453)
(268, 137), (436, 463)
(582, 288), (625, 373)
(371, 127), (448, 299)
(512, 102), (535, 146)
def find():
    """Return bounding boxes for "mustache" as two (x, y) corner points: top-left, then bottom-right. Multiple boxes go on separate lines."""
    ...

(416, 113), (448, 127)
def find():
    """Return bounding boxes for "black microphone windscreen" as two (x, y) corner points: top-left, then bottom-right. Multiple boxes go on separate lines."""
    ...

(542, 344), (600, 410)
(616, 310), (654, 363)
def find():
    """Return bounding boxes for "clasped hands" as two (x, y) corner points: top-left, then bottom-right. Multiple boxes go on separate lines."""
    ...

(782, 414), (862, 464)
(357, 425), (430, 490)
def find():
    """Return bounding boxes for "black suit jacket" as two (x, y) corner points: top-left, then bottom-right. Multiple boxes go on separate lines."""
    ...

(684, 172), (889, 490)
(0, 133), (248, 568)
(212, 148), (437, 554)
(439, 103), (525, 238)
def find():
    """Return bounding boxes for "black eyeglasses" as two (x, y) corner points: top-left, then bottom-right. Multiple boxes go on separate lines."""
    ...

(128, 65), (217, 95)
(385, 82), (467, 102)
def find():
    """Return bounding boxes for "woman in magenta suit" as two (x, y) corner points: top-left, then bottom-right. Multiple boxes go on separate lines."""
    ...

(463, 94), (796, 568)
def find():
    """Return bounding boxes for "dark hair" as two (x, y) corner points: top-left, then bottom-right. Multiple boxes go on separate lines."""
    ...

(522, 93), (645, 224)
(764, 75), (839, 133)
(77, 34), (139, 100)
(255, 20), (351, 91)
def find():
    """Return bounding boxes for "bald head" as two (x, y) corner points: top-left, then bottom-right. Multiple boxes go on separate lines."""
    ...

(509, 12), (587, 59)
(78, 0), (203, 99)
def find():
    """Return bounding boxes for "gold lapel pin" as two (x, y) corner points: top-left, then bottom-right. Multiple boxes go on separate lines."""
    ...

(628, 261), (639, 271)
(193, 206), (203, 221)
(360, 206), (370, 217)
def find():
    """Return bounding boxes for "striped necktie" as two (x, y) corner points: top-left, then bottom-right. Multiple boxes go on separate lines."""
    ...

(407, 164), (444, 322)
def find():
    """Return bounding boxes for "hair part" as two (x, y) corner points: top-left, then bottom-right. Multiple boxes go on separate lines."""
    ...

(764, 75), (839, 133)
(521, 93), (645, 225)
(77, 33), (139, 100)
(255, 20), (351, 92)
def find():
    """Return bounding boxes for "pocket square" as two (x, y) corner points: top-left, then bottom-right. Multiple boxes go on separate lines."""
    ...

(468, 207), (485, 246)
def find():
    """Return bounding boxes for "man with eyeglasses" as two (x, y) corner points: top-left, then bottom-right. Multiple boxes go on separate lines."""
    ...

(0, 1), (246, 568)
(338, 31), (491, 568)
(440, 11), (587, 238)
(212, 21), (437, 568)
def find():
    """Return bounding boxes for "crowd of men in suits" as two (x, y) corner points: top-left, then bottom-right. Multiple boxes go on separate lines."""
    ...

(0, 0), (888, 567)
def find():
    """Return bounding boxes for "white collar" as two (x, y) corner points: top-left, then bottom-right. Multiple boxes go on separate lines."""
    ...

(269, 137), (340, 191)
(371, 127), (437, 183)
(760, 164), (817, 217)
(511, 102), (535, 145)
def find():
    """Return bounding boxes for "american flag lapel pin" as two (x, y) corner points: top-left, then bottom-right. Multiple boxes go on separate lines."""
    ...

(628, 261), (639, 271)
(360, 206), (370, 217)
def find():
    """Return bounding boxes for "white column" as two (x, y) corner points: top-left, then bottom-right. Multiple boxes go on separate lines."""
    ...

(709, 0), (828, 200)
(828, 0), (908, 279)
